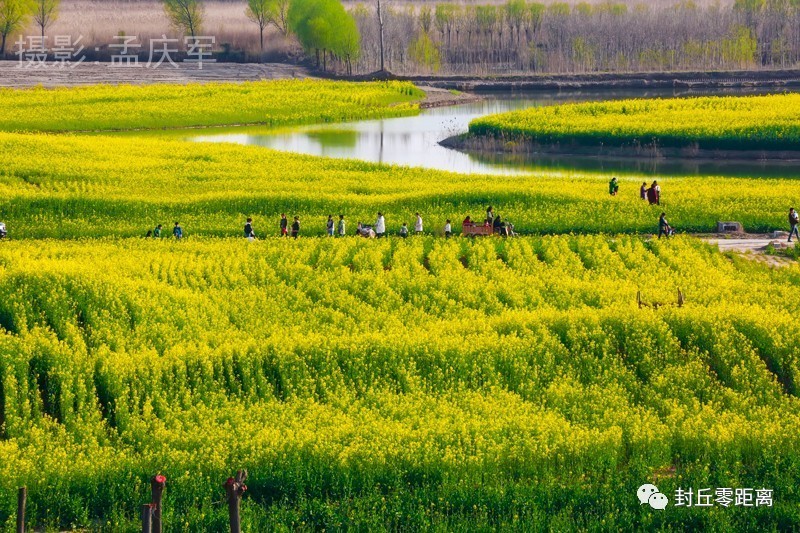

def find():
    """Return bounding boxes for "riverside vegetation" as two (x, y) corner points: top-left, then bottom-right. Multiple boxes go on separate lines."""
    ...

(0, 81), (799, 530)
(468, 93), (800, 152)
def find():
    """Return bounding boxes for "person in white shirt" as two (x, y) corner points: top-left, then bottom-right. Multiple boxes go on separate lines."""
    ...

(415, 213), (423, 235)
(444, 220), (452, 239)
(375, 212), (386, 238)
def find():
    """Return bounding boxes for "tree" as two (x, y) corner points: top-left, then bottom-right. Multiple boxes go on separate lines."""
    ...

(270, 0), (290, 35)
(246, 0), (270, 51)
(332, 5), (359, 74)
(32, 0), (57, 40)
(409, 31), (439, 72)
(419, 5), (431, 34)
(375, 0), (385, 71)
(289, 0), (357, 72)
(247, 0), (290, 45)
(162, 0), (203, 38)
(0, 0), (33, 54)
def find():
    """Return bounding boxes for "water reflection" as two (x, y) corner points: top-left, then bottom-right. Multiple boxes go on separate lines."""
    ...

(190, 87), (800, 177)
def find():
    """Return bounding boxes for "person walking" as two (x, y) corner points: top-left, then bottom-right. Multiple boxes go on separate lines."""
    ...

(658, 212), (672, 239)
(646, 182), (658, 205)
(337, 215), (346, 236)
(640, 182), (647, 200)
(375, 212), (386, 238)
(609, 177), (619, 196)
(789, 208), (800, 242)
(280, 214), (288, 237)
(400, 223), (409, 238)
(444, 220), (452, 238)
(173, 222), (183, 240)
(414, 213), (424, 235)
(291, 216), (300, 239)
(153, 224), (162, 238)
(244, 217), (255, 240)
(326, 215), (335, 237)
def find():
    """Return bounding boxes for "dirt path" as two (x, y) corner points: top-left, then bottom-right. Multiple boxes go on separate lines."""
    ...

(0, 61), (315, 87)
(702, 234), (796, 267)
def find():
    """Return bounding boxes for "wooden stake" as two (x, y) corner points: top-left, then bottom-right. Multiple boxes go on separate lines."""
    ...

(16, 487), (26, 533)
(224, 470), (248, 533)
(141, 504), (152, 533)
(151, 474), (166, 533)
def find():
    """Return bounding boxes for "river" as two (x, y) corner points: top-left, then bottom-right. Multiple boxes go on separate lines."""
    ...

(189, 87), (800, 178)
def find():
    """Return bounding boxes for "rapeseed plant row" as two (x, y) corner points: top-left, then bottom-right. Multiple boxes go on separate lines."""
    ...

(1, 131), (796, 239)
(470, 93), (800, 151)
(0, 80), (423, 132)
(0, 237), (798, 529)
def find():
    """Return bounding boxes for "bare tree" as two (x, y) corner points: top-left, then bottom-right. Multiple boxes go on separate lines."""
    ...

(376, 0), (385, 71)
(246, 0), (269, 51)
(270, 0), (290, 36)
(32, 0), (57, 40)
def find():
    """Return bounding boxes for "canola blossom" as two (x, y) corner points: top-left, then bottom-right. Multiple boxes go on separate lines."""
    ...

(469, 93), (800, 151)
(1, 236), (799, 529)
(0, 131), (796, 238)
(1, 80), (800, 530)
(0, 80), (423, 132)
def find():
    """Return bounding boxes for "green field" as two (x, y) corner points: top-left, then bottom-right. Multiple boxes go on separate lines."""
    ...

(469, 93), (800, 151)
(1, 82), (799, 531)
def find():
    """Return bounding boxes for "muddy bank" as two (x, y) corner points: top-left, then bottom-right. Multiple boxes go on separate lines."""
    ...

(0, 61), (315, 88)
(441, 133), (800, 162)
(417, 85), (481, 108)
(399, 69), (800, 92)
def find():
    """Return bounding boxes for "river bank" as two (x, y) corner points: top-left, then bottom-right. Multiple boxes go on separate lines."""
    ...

(440, 132), (800, 163)
(398, 69), (800, 92)
(6, 61), (800, 92)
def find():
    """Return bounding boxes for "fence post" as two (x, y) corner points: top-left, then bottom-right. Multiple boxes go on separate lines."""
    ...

(141, 504), (153, 533)
(150, 474), (166, 533)
(223, 470), (248, 533)
(16, 487), (26, 533)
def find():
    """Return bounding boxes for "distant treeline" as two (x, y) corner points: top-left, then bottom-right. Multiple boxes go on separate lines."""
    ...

(351, 0), (800, 74)
(4, 0), (800, 75)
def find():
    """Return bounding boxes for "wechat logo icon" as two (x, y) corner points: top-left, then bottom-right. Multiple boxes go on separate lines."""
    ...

(638, 484), (669, 510)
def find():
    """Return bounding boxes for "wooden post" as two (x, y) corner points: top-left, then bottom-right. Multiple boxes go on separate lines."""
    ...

(141, 504), (153, 533)
(150, 474), (166, 533)
(224, 470), (248, 533)
(16, 487), (26, 533)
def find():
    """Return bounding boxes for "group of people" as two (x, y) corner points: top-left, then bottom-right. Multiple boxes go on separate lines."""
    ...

(610, 177), (662, 205)
(235, 207), (515, 240)
(137, 184), (797, 243)
(609, 177), (669, 237)
(463, 206), (515, 237)
(146, 222), (184, 239)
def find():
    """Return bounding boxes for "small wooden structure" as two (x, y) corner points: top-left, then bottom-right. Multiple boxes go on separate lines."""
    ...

(462, 224), (496, 237)
(638, 289), (685, 309)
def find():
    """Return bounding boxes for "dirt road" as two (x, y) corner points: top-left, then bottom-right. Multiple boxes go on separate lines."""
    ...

(0, 61), (314, 87)
(703, 235), (796, 267)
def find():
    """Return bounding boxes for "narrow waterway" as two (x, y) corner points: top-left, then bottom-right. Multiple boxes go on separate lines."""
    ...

(190, 87), (800, 178)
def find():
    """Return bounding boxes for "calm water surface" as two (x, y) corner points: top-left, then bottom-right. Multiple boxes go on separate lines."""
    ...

(189, 88), (800, 178)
